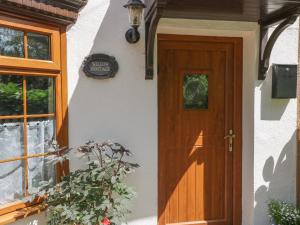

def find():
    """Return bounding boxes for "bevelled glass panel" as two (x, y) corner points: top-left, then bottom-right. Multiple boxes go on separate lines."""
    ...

(0, 120), (24, 161)
(0, 160), (25, 205)
(26, 76), (55, 115)
(183, 74), (208, 109)
(0, 75), (23, 116)
(27, 33), (51, 60)
(0, 27), (24, 58)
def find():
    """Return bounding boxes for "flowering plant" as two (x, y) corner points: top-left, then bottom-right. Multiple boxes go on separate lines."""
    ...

(36, 141), (139, 225)
(268, 199), (300, 225)
(101, 218), (111, 225)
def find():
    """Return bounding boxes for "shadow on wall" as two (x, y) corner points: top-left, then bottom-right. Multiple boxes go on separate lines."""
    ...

(67, 0), (156, 224)
(259, 67), (290, 121)
(254, 132), (297, 225)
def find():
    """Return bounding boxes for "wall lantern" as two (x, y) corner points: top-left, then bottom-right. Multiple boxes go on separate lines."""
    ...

(124, 0), (145, 44)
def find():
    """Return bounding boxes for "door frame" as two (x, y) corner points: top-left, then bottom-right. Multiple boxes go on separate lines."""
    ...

(157, 34), (243, 225)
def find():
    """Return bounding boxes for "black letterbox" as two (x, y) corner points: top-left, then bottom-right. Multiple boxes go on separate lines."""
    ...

(272, 64), (297, 99)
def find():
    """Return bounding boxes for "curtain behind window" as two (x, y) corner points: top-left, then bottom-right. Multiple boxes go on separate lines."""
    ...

(0, 121), (24, 205)
(0, 119), (55, 205)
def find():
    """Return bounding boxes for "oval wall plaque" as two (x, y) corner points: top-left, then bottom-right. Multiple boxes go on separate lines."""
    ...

(83, 54), (119, 79)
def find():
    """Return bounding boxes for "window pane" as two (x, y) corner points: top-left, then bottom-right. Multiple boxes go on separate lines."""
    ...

(27, 33), (51, 60)
(28, 157), (56, 194)
(183, 74), (208, 109)
(0, 160), (25, 205)
(26, 76), (55, 115)
(27, 118), (56, 194)
(27, 118), (55, 156)
(0, 75), (23, 116)
(0, 120), (24, 161)
(0, 27), (24, 58)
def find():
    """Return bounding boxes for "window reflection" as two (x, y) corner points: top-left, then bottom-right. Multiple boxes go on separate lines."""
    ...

(0, 75), (23, 116)
(0, 27), (24, 58)
(26, 76), (55, 115)
(27, 33), (51, 60)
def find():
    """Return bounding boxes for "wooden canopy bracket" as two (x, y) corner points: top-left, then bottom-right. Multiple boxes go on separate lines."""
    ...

(145, 0), (168, 80)
(259, 8), (300, 80)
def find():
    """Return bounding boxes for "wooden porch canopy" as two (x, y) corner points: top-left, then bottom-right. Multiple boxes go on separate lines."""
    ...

(144, 0), (300, 80)
(0, 0), (88, 25)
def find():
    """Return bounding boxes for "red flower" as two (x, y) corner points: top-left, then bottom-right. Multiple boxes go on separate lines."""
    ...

(101, 218), (111, 225)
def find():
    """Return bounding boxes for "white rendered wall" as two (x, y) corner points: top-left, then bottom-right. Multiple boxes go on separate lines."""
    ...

(9, 1), (298, 224)
(253, 19), (299, 225)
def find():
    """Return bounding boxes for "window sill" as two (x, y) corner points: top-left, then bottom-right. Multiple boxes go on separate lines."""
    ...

(0, 204), (46, 225)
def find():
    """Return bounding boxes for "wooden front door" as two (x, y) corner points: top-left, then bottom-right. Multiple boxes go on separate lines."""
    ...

(158, 35), (242, 225)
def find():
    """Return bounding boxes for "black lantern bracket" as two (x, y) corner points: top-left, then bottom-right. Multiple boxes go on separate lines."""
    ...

(259, 7), (300, 80)
(125, 27), (141, 44)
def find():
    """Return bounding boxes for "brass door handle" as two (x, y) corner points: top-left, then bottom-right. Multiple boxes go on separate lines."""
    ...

(224, 129), (236, 152)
